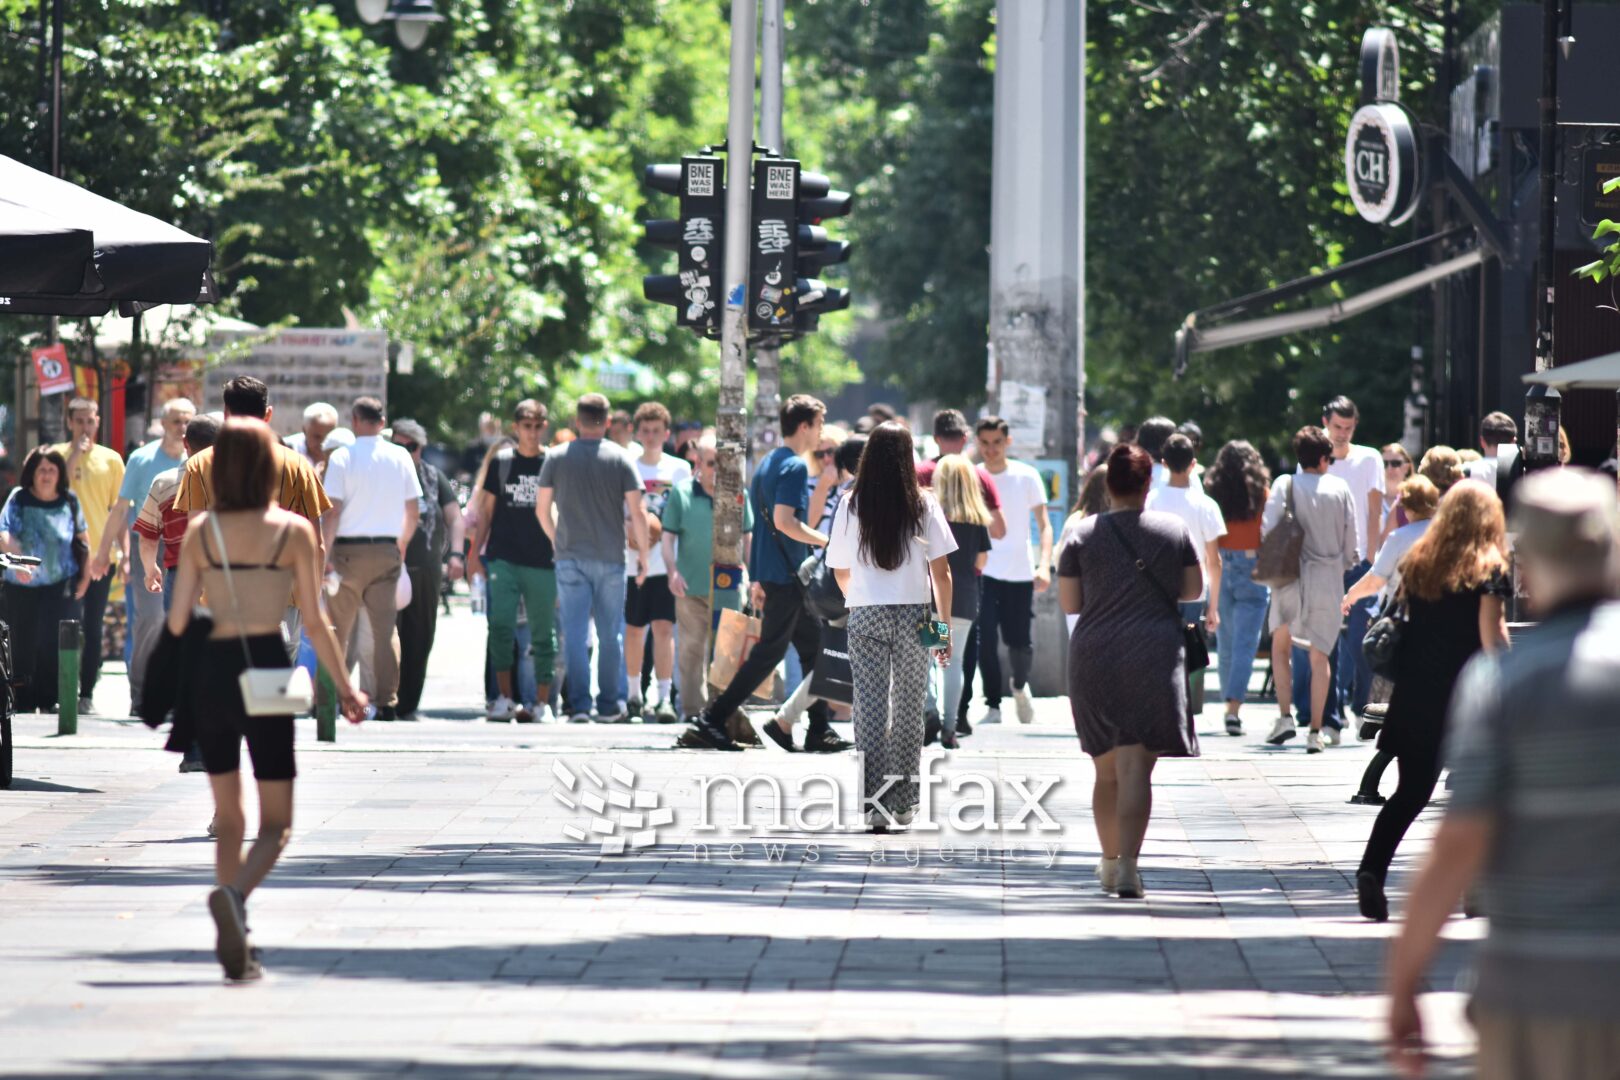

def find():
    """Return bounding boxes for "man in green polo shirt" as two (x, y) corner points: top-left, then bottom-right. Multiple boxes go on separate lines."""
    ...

(659, 435), (752, 722)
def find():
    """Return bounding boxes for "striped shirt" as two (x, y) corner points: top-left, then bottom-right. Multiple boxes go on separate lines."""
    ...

(171, 442), (332, 523)
(131, 465), (187, 570)
(1445, 599), (1620, 1017)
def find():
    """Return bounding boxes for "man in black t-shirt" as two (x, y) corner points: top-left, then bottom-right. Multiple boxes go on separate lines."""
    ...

(466, 400), (558, 723)
(391, 419), (464, 719)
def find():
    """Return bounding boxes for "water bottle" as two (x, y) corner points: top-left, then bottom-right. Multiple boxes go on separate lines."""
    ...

(470, 573), (486, 614)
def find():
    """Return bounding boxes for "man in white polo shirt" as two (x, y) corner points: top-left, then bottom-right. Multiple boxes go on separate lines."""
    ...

(973, 415), (1053, 725)
(321, 396), (422, 722)
(1322, 394), (1384, 726)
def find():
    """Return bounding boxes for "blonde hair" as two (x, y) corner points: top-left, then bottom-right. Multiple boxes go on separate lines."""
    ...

(1418, 446), (1465, 494)
(933, 453), (990, 527)
(1398, 480), (1507, 602)
(1397, 475), (1439, 521)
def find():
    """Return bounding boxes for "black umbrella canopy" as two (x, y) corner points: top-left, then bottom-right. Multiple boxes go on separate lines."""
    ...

(0, 155), (213, 317)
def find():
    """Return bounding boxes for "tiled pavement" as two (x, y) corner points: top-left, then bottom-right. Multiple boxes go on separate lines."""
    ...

(0, 605), (1481, 1078)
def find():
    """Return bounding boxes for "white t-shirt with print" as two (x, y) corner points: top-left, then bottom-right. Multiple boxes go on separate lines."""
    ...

(981, 459), (1047, 582)
(1145, 484), (1227, 600)
(625, 452), (692, 578)
(825, 493), (958, 608)
(1327, 443), (1384, 563)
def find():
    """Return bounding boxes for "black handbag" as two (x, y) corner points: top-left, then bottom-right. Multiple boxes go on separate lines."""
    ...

(1104, 514), (1210, 673)
(1362, 595), (1406, 681)
(797, 493), (848, 623)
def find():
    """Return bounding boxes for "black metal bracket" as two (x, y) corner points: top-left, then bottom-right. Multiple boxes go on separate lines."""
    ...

(1429, 135), (1513, 263)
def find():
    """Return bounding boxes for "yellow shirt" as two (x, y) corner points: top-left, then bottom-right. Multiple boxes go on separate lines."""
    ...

(172, 442), (332, 524)
(50, 442), (125, 549)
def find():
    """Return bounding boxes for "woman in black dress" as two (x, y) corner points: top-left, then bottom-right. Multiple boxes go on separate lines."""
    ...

(1356, 480), (1510, 921)
(1058, 444), (1202, 899)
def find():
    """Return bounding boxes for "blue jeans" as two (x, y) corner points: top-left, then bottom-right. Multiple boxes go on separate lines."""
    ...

(1216, 550), (1269, 706)
(1338, 560), (1375, 716)
(557, 558), (627, 717)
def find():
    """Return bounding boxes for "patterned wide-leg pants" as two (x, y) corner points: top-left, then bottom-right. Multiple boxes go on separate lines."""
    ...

(847, 604), (931, 811)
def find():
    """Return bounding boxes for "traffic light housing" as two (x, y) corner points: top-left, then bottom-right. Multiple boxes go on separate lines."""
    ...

(746, 160), (854, 340)
(641, 156), (725, 335)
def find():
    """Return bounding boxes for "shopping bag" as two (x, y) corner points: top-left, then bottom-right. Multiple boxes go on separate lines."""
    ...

(707, 607), (779, 702)
(807, 624), (854, 706)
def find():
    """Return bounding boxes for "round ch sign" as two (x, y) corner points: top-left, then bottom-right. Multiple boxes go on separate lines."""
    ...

(1345, 102), (1421, 226)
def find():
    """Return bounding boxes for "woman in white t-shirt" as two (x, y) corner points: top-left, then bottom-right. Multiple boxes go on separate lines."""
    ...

(827, 422), (957, 831)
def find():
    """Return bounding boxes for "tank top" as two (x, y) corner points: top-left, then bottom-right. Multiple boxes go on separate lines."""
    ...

(199, 519), (296, 630)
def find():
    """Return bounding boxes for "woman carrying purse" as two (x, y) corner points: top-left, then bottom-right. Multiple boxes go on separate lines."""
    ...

(166, 419), (368, 981)
(826, 422), (956, 831)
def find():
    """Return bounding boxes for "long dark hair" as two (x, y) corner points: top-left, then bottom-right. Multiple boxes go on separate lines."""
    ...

(850, 421), (924, 571)
(1205, 440), (1270, 523)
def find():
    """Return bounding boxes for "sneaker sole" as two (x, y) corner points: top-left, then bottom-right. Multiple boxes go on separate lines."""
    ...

(208, 887), (249, 981)
(1266, 730), (1296, 745)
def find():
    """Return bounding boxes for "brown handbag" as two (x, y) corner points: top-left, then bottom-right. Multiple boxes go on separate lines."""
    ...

(1251, 475), (1305, 588)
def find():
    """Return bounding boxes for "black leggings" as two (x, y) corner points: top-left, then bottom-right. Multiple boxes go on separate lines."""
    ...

(1358, 747), (1441, 884)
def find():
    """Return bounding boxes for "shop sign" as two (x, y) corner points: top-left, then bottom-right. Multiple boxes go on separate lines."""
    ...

(1359, 27), (1400, 105)
(1346, 102), (1421, 226)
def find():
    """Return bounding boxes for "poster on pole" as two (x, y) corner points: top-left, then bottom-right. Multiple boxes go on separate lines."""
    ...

(204, 329), (388, 437)
(31, 344), (74, 396)
(999, 379), (1047, 453)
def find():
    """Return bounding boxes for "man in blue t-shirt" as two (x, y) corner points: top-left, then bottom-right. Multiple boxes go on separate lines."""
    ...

(685, 395), (853, 753)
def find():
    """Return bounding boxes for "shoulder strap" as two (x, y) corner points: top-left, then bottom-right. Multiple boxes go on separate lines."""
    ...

(269, 520), (294, 563)
(756, 451), (795, 567)
(496, 448), (515, 492)
(1103, 512), (1183, 620)
(205, 513), (258, 670)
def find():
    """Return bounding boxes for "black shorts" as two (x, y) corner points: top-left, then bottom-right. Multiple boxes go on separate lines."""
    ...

(193, 634), (298, 781)
(624, 574), (676, 628)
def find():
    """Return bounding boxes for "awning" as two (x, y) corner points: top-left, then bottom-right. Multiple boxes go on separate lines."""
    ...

(0, 155), (214, 317)
(1522, 351), (1620, 391)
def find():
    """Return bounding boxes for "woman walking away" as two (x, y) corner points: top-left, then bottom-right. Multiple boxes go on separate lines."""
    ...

(932, 454), (992, 750)
(1058, 444), (1202, 899)
(166, 419), (368, 980)
(1355, 480), (1509, 922)
(1203, 440), (1271, 736)
(0, 448), (91, 712)
(826, 422), (955, 831)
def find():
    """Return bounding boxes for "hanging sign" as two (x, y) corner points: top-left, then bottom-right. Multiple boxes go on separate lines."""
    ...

(31, 344), (74, 396)
(1359, 27), (1401, 105)
(1345, 102), (1422, 226)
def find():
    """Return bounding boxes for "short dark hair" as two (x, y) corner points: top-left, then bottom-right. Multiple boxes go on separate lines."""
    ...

(1162, 433), (1197, 474)
(351, 396), (385, 424)
(633, 402), (672, 430)
(975, 416), (1009, 439)
(1105, 443), (1154, 498)
(211, 418), (278, 512)
(779, 394), (826, 437)
(1293, 425), (1334, 469)
(221, 376), (269, 419)
(1323, 395), (1359, 421)
(1176, 420), (1203, 450)
(1135, 416), (1177, 460)
(1480, 411), (1518, 447)
(933, 409), (970, 441)
(184, 414), (220, 453)
(577, 393), (611, 427)
(835, 434), (867, 476)
(514, 399), (548, 425)
(18, 446), (70, 498)
(65, 396), (97, 419)
(867, 402), (897, 423)
(609, 408), (631, 426)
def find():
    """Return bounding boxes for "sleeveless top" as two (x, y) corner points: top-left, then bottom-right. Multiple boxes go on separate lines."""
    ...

(199, 520), (296, 629)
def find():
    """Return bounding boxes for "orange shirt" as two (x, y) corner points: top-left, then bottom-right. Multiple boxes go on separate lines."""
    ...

(172, 442), (331, 523)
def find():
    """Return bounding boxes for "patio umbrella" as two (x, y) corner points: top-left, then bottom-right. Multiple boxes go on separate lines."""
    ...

(0, 155), (213, 317)
(1521, 350), (1620, 391)
(0, 199), (95, 295)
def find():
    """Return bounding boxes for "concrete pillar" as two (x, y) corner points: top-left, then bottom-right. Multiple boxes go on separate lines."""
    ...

(989, 0), (1084, 696)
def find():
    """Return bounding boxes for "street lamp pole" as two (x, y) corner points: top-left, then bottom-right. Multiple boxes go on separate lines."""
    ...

(751, 0), (785, 466)
(1524, 0), (1565, 469)
(712, 0), (759, 569)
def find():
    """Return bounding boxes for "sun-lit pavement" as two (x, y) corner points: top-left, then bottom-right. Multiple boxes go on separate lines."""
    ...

(0, 601), (1480, 1078)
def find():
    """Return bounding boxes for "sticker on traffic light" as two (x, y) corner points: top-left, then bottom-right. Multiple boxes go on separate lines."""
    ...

(750, 158), (801, 332)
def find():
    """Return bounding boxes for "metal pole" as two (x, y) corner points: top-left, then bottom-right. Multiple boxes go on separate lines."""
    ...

(1524, 0), (1563, 470)
(316, 665), (337, 742)
(712, 0), (758, 570)
(751, 0), (785, 467)
(43, 0), (65, 446)
(57, 619), (80, 735)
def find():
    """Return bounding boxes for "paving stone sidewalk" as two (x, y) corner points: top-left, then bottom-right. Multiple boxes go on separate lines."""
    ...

(0, 606), (1482, 1078)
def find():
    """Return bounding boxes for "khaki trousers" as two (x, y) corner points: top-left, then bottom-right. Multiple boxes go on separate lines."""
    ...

(675, 594), (711, 719)
(1475, 1007), (1620, 1080)
(329, 542), (403, 708)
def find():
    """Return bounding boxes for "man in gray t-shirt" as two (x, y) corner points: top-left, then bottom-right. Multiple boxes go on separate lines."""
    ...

(537, 393), (650, 721)
(1385, 470), (1620, 1080)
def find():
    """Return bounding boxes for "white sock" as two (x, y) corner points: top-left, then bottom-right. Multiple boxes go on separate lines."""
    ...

(628, 685), (642, 705)
(657, 678), (673, 705)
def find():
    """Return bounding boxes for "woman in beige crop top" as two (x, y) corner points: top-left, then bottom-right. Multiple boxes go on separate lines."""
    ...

(165, 418), (366, 981)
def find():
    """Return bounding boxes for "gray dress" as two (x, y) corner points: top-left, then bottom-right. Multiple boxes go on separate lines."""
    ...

(1059, 509), (1200, 758)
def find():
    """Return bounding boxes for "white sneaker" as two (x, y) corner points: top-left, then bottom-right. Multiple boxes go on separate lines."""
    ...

(1306, 729), (1324, 754)
(1116, 858), (1144, 899)
(534, 702), (557, 724)
(1266, 716), (1296, 745)
(1324, 726), (1342, 747)
(980, 706), (1003, 725)
(1095, 856), (1120, 892)
(1012, 686), (1035, 724)
(486, 695), (517, 722)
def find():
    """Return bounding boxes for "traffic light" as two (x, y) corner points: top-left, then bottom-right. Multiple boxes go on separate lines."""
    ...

(794, 172), (852, 337)
(641, 156), (725, 335)
(747, 156), (802, 335)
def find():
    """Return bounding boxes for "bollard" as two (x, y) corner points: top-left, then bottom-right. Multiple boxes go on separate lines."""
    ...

(316, 664), (337, 742)
(57, 619), (81, 736)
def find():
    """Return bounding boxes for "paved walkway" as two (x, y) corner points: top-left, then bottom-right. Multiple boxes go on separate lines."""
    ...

(0, 604), (1481, 1078)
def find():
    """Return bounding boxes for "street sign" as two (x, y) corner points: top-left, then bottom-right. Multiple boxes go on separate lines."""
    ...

(31, 343), (73, 396)
(1345, 102), (1422, 226)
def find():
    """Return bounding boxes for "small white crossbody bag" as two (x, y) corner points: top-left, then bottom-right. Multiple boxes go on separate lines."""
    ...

(207, 513), (314, 717)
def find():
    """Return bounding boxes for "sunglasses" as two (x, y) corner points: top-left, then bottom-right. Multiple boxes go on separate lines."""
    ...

(1382, 459), (1407, 468)
(814, 449), (835, 459)
(395, 441), (420, 453)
